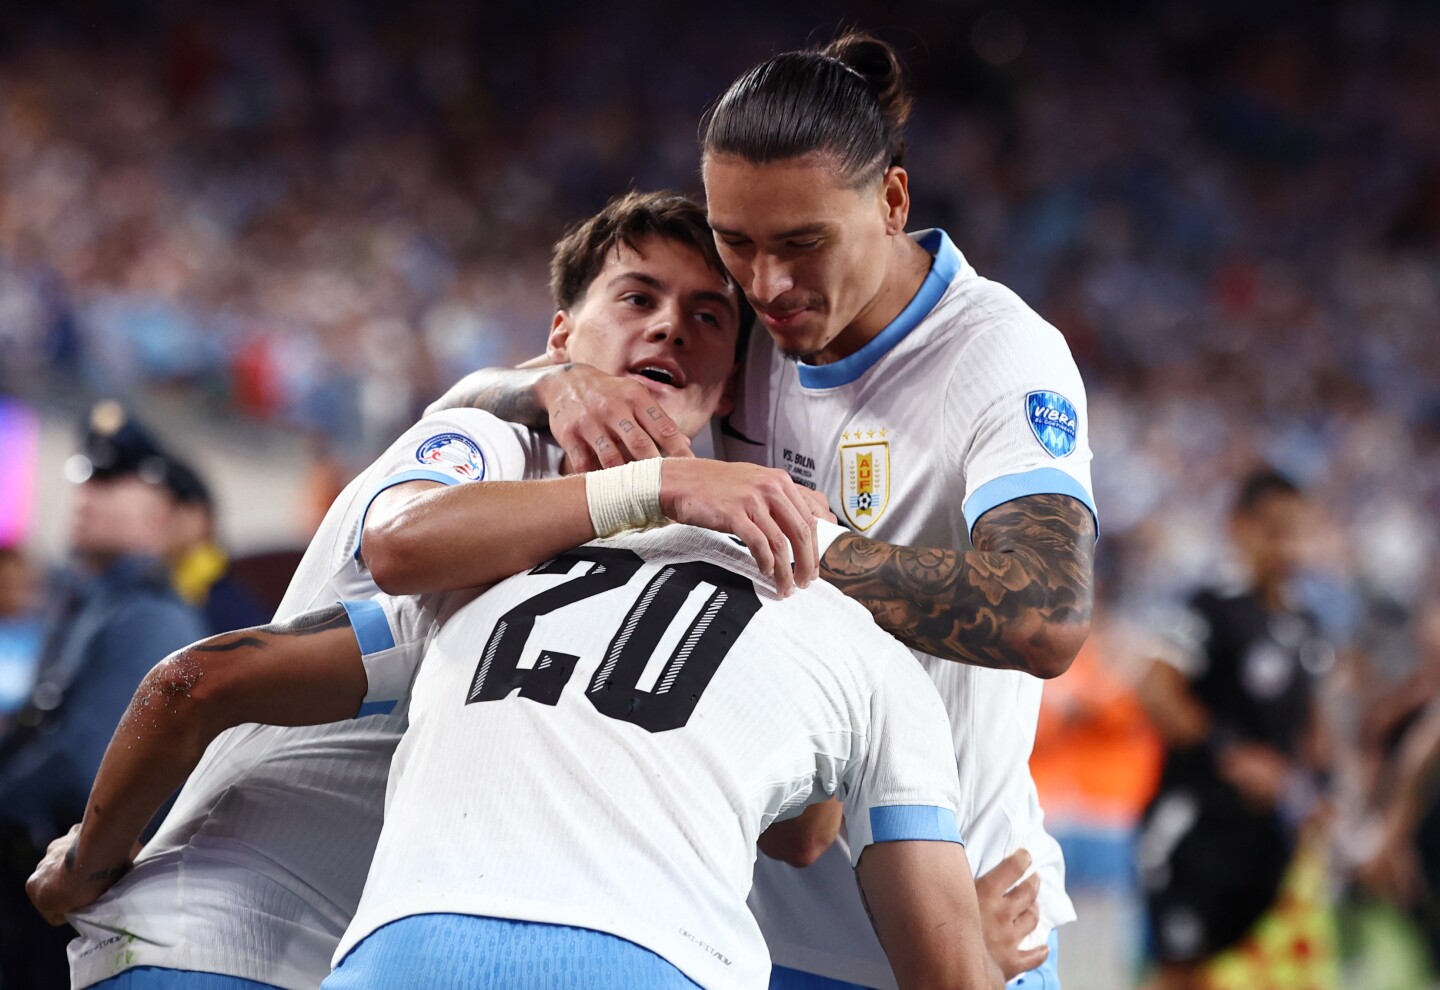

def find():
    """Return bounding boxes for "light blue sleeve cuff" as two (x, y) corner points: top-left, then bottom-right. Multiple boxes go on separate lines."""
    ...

(342, 598), (396, 655)
(963, 467), (1098, 539)
(869, 804), (965, 845)
(342, 599), (401, 718)
(353, 469), (460, 560)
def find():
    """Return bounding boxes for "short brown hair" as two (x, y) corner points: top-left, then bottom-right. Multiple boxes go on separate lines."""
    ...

(548, 190), (731, 311)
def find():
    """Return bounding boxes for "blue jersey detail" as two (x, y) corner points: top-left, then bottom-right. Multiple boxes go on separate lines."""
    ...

(797, 230), (961, 390)
(868, 804), (964, 845)
(354, 700), (397, 718)
(1026, 391), (1079, 458)
(91, 967), (281, 989)
(963, 467), (1098, 539)
(353, 469), (460, 561)
(325, 914), (702, 990)
(342, 599), (396, 655)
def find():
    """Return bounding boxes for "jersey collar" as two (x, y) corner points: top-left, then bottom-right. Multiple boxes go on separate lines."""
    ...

(796, 228), (961, 390)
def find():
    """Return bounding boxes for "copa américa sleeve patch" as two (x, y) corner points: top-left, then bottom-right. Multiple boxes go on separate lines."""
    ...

(1025, 390), (1079, 458)
(414, 432), (486, 480)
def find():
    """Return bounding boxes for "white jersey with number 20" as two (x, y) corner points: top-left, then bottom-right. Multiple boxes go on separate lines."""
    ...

(341, 524), (965, 990)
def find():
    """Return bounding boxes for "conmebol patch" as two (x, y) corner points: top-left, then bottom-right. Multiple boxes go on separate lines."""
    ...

(415, 432), (486, 480)
(1025, 391), (1078, 458)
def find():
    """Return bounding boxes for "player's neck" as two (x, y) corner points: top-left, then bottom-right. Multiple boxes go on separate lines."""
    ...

(815, 235), (934, 365)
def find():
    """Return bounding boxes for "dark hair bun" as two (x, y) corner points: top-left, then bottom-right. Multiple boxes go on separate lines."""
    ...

(822, 32), (913, 132)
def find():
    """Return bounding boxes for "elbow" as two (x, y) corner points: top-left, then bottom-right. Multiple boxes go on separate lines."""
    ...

(781, 833), (834, 869)
(143, 649), (221, 753)
(362, 525), (427, 595)
(1011, 619), (1089, 680)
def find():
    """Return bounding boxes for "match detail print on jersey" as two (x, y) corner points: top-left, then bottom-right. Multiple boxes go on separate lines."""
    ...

(414, 431), (487, 480)
(467, 546), (763, 732)
(1024, 391), (1079, 458)
(839, 429), (891, 531)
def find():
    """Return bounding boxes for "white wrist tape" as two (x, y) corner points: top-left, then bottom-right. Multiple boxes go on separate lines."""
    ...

(585, 458), (666, 538)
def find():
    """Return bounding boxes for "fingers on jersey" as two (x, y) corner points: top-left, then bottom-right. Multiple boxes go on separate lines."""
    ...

(538, 365), (694, 469)
(659, 460), (822, 596)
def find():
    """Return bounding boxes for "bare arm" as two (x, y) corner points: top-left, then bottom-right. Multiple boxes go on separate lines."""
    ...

(426, 363), (694, 469)
(857, 841), (1003, 990)
(364, 458), (828, 598)
(1136, 659), (1211, 748)
(757, 798), (842, 868)
(26, 608), (366, 923)
(819, 494), (1095, 679)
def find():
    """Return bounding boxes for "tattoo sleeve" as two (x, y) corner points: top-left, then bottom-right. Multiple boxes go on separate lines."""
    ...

(189, 605), (351, 654)
(426, 366), (551, 429)
(819, 494), (1095, 677)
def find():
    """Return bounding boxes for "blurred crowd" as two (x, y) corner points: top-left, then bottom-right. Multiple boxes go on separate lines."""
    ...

(2, 0), (1439, 986)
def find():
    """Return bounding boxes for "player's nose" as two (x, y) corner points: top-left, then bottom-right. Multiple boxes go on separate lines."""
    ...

(750, 254), (793, 303)
(645, 302), (686, 347)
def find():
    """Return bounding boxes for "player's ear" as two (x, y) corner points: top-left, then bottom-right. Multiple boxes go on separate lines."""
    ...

(715, 362), (741, 418)
(880, 166), (910, 235)
(547, 310), (573, 363)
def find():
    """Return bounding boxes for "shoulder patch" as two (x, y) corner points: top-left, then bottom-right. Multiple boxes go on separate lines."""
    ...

(1025, 391), (1078, 458)
(415, 432), (486, 480)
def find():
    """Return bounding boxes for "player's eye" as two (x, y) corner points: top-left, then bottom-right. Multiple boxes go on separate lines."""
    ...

(718, 237), (751, 250)
(787, 239), (821, 250)
(695, 310), (721, 328)
(621, 292), (652, 307)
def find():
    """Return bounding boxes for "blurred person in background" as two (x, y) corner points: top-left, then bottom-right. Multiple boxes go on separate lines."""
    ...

(0, 546), (43, 727)
(0, 401), (207, 990)
(161, 456), (269, 636)
(1354, 598), (1440, 973)
(1136, 469), (1336, 990)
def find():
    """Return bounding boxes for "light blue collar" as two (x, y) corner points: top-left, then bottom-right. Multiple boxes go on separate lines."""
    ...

(796, 229), (961, 390)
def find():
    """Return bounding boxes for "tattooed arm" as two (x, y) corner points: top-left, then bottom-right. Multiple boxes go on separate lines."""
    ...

(426, 362), (694, 470)
(820, 494), (1095, 679)
(26, 608), (365, 924)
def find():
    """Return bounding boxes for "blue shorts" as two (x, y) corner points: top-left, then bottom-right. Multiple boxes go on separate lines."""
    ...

(323, 913), (702, 990)
(92, 969), (279, 990)
(768, 929), (1061, 990)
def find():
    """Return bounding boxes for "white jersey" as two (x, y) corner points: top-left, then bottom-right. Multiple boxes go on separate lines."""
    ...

(718, 229), (1096, 987)
(337, 525), (964, 990)
(68, 409), (562, 990)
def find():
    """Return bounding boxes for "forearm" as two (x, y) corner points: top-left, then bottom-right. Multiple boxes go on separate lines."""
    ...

(366, 476), (596, 594)
(1386, 702), (1440, 837)
(820, 541), (1090, 678)
(424, 365), (552, 426)
(65, 655), (221, 880)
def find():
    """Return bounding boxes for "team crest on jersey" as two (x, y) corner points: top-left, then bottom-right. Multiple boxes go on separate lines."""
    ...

(1025, 391), (1078, 458)
(839, 434), (890, 531)
(415, 432), (485, 480)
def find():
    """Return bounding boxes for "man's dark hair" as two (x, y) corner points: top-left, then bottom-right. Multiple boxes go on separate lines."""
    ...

(1234, 467), (1303, 515)
(700, 31), (914, 187)
(548, 190), (750, 357)
(549, 190), (730, 311)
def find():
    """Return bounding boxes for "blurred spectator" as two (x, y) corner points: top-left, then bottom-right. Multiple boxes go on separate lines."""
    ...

(1136, 469), (1337, 990)
(0, 546), (42, 724)
(0, 402), (206, 990)
(161, 456), (269, 634)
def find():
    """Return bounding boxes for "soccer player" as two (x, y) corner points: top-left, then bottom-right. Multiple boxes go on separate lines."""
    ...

(1136, 470), (1331, 990)
(47, 191), (828, 990)
(431, 32), (1097, 990)
(30, 521), (1001, 990)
